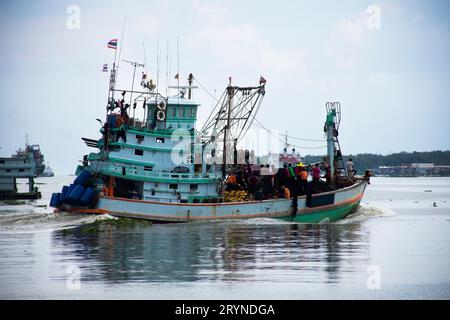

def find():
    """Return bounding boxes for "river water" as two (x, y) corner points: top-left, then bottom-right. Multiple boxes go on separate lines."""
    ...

(0, 176), (449, 299)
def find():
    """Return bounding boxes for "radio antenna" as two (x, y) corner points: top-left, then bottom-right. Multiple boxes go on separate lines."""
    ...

(121, 59), (144, 106)
(177, 36), (180, 90)
(156, 41), (160, 94)
(115, 14), (127, 86)
(143, 41), (148, 76)
(165, 39), (169, 97)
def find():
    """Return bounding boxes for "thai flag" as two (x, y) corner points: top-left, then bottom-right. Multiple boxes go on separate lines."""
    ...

(107, 39), (118, 49)
(102, 64), (108, 72)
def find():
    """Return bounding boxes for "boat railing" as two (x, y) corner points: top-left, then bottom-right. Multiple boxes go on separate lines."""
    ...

(99, 161), (221, 181)
(127, 118), (153, 131)
(0, 162), (33, 169)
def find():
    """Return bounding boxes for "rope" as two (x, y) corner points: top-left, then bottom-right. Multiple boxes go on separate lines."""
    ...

(252, 118), (327, 150)
(194, 75), (327, 148)
(193, 77), (219, 102)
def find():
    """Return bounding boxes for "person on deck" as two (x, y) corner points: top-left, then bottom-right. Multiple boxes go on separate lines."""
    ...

(247, 174), (260, 198)
(312, 164), (321, 182)
(226, 175), (240, 191)
(298, 164), (308, 195)
(288, 163), (296, 180)
(262, 164), (274, 198)
(346, 158), (356, 179)
(280, 186), (290, 199)
(323, 166), (332, 184)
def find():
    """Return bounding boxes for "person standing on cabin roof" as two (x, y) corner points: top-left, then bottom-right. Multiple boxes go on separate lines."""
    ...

(346, 158), (356, 179)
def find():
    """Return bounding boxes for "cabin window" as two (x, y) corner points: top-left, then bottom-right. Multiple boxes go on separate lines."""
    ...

(19, 169), (25, 172)
(135, 149), (144, 156)
(169, 184), (178, 190)
(136, 134), (144, 143)
(150, 188), (156, 196)
(0, 160), (4, 164)
(190, 184), (198, 192)
(6, 169), (11, 172)
(144, 166), (153, 171)
(156, 137), (165, 143)
(187, 108), (196, 118)
(170, 107), (176, 117)
(178, 108), (184, 118)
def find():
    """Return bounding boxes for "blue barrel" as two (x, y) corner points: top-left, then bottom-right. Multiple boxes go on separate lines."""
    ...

(60, 185), (69, 202)
(74, 170), (90, 186)
(80, 187), (94, 205)
(67, 184), (85, 203)
(67, 184), (75, 197)
(50, 193), (61, 208)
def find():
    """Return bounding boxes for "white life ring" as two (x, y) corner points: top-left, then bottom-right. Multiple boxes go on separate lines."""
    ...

(156, 110), (166, 121)
(157, 100), (167, 111)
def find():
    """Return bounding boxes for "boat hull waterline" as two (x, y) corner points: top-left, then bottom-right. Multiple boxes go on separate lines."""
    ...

(63, 180), (367, 223)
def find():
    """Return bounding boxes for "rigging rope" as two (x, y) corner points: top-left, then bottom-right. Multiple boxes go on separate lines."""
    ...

(194, 75), (327, 148)
(252, 118), (327, 150)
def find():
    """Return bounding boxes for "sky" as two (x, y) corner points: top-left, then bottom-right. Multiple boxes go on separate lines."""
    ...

(0, 0), (449, 174)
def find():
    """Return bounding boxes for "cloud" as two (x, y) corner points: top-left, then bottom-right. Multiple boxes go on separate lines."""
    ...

(325, 12), (368, 69)
(379, 1), (406, 17)
(191, 0), (226, 26)
(187, 22), (309, 80)
(135, 16), (162, 36)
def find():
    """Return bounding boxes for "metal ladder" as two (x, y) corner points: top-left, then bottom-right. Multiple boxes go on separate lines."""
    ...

(334, 136), (348, 177)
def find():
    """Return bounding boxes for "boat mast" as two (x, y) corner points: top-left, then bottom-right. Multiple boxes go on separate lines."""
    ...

(222, 82), (233, 178)
(325, 102), (343, 179)
(188, 73), (194, 99)
(325, 106), (335, 178)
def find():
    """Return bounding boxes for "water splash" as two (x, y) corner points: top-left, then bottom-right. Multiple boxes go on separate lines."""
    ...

(338, 204), (397, 224)
(0, 203), (107, 232)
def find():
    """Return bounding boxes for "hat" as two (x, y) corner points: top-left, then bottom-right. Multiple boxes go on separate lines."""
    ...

(297, 162), (304, 167)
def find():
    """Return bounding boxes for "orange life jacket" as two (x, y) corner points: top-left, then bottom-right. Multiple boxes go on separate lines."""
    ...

(300, 170), (308, 181)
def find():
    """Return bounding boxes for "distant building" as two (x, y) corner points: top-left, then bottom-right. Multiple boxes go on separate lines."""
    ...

(372, 163), (450, 177)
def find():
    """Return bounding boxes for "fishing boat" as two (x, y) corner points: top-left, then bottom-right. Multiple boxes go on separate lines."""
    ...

(40, 163), (55, 177)
(50, 52), (369, 223)
(0, 137), (45, 200)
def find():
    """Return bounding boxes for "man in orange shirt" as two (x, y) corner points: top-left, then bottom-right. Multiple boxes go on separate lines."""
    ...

(297, 164), (308, 195)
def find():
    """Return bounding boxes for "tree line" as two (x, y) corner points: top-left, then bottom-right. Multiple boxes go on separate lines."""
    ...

(303, 150), (450, 170)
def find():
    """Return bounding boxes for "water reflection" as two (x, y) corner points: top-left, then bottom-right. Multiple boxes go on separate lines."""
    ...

(51, 220), (370, 285)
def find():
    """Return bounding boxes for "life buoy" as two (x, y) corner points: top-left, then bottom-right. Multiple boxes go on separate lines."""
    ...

(157, 100), (167, 111)
(156, 110), (166, 121)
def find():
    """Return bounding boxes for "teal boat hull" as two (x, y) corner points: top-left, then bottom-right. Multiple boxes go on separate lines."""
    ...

(65, 180), (368, 224)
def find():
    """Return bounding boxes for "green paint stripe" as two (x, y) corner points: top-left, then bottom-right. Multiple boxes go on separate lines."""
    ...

(166, 117), (197, 122)
(277, 200), (360, 223)
(125, 128), (195, 138)
(109, 142), (185, 153)
(108, 156), (155, 167)
(110, 128), (195, 138)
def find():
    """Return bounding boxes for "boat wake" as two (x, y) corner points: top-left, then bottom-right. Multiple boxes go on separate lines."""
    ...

(338, 204), (397, 224)
(0, 203), (106, 232)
